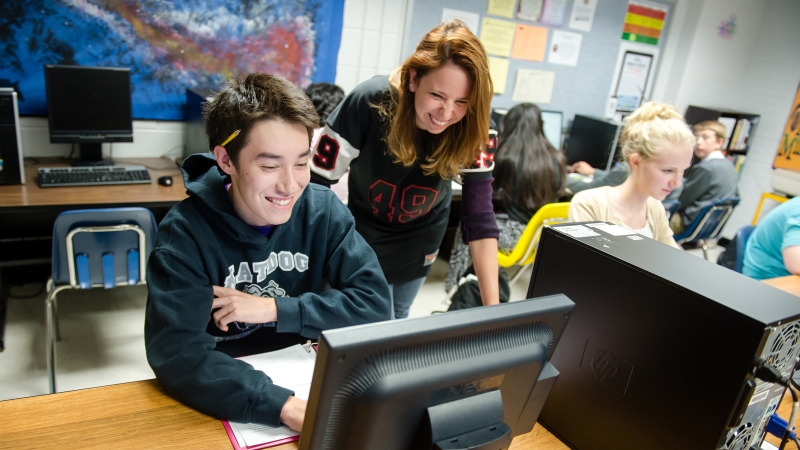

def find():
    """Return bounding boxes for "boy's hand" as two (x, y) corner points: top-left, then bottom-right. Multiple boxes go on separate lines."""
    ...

(280, 396), (307, 432)
(211, 286), (278, 331)
(571, 161), (596, 176)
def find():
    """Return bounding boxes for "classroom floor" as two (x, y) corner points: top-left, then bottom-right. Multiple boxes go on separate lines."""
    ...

(0, 246), (721, 402)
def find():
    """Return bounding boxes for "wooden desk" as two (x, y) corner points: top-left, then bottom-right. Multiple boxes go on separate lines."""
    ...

(0, 157), (187, 208)
(764, 275), (800, 298)
(0, 269), (798, 449)
(0, 379), (566, 450)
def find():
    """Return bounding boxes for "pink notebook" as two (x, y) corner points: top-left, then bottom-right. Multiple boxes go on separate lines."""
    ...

(222, 420), (299, 450)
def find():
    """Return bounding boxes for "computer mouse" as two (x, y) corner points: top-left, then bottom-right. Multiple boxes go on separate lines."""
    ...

(158, 176), (173, 186)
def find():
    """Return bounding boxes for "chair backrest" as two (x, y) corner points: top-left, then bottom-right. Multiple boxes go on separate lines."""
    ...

(674, 197), (740, 244)
(51, 207), (158, 288)
(734, 225), (756, 274)
(498, 202), (570, 268)
(662, 200), (680, 221)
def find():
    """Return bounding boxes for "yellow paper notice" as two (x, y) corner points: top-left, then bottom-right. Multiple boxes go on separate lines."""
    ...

(511, 24), (548, 62)
(480, 17), (516, 57)
(488, 57), (510, 94)
(487, 0), (515, 18)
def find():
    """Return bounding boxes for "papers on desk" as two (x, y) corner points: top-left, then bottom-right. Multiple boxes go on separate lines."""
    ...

(222, 344), (316, 450)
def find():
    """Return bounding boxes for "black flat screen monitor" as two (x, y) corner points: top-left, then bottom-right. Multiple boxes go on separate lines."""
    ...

(300, 295), (574, 450)
(45, 65), (133, 165)
(564, 115), (620, 170)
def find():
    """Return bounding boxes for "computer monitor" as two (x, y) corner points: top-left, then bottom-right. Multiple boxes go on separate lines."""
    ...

(45, 65), (133, 166)
(564, 115), (621, 170)
(300, 295), (575, 450)
(491, 108), (563, 150)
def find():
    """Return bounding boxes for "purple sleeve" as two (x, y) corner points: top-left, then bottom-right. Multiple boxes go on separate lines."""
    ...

(460, 177), (499, 244)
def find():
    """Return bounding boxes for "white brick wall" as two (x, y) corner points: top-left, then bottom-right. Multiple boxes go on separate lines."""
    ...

(659, 0), (800, 238)
(334, 0), (411, 94)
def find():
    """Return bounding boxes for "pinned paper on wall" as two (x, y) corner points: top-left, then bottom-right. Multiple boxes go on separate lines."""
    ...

(488, 57), (511, 94)
(512, 69), (555, 103)
(517, 0), (544, 22)
(622, 2), (668, 46)
(540, 0), (570, 26)
(774, 82), (800, 171)
(547, 30), (583, 66)
(568, 0), (598, 32)
(614, 51), (653, 111)
(441, 8), (481, 34)
(487, 0), (515, 18)
(511, 24), (548, 62)
(480, 17), (517, 57)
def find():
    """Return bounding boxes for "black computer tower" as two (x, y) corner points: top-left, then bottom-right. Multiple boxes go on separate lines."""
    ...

(0, 88), (24, 185)
(183, 87), (215, 158)
(527, 223), (800, 450)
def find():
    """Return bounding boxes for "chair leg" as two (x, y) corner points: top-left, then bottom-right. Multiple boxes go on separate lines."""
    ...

(53, 296), (62, 342)
(701, 240), (710, 261)
(45, 281), (58, 394)
(508, 265), (529, 286)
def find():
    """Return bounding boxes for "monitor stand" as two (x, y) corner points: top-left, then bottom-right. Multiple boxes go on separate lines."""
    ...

(72, 143), (114, 167)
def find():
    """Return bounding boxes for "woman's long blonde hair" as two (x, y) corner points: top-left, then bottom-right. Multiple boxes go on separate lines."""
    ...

(377, 19), (493, 179)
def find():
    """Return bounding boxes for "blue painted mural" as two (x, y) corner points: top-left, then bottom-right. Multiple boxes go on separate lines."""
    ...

(0, 0), (344, 120)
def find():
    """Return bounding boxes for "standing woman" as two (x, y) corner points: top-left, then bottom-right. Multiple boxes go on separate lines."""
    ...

(310, 20), (499, 318)
(568, 102), (695, 247)
(446, 103), (566, 292)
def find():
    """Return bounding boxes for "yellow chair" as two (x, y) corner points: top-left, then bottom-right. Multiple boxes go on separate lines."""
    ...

(499, 202), (570, 285)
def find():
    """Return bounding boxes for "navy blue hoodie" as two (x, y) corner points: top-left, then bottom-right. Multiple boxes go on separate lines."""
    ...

(144, 153), (391, 426)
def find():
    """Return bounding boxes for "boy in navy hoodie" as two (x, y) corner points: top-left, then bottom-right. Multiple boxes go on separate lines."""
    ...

(144, 73), (391, 432)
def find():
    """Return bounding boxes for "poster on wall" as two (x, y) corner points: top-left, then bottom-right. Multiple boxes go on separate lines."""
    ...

(540, 0), (570, 27)
(614, 51), (653, 111)
(568, 0), (598, 32)
(622, 1), (667, 46)
(547, 30), (583, 66)
(0, 0), (345, 121)
(517, 0), (544, 22)
(774, 83), (800, 171)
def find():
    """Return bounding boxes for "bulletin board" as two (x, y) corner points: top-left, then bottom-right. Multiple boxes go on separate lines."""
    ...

(403, 0), (674, 128)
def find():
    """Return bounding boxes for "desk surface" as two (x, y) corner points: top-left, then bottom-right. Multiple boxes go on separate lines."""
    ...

(0, 277), (798, 449)
(0, 158), (187, 208)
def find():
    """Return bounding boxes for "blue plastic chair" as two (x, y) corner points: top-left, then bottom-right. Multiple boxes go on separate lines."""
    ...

(662, 200), (680, 221)
(674, 198), (740, 260)
(46, 207), (157, 393)
(734, 225), (756, 274)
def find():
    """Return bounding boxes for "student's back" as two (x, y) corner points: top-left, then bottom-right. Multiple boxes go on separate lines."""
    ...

(743, 196), (800, 280)
(493, 103), (566, 224)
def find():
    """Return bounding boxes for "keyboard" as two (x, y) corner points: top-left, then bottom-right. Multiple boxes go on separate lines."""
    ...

(38, 165), (152, 187)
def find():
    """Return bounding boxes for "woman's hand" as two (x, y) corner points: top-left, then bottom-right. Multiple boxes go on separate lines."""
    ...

(211, 286), (277, 331)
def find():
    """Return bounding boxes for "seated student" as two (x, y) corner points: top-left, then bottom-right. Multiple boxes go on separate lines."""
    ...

(144, 73), (391, 432)
(568, 102), (695, 248)
(445, 103), (566, 292)
(743, 196), (800, 280)
(567, 159), (630, 194)
(670, 120), (738, 232)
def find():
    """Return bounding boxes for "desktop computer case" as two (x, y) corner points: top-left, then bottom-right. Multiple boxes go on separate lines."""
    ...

(0, 88), (25, 184)
(527, 223), (800, 450)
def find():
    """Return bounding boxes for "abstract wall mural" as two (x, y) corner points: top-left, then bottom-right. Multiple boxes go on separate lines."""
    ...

(0, 0), (344, 120)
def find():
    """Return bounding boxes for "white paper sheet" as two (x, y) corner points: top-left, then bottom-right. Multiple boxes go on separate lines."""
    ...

(441, 8), (480, 34)
(547, 30), (583, 66)
(227, 344), (317, 448)
(568, 0), (598, 32)
(512, 69), (555, 104)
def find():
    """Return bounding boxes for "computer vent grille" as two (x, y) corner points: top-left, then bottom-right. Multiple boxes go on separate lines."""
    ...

(766, 322), (800, 375)
(321, 321), (555, 450)
(721, 422), (753, 450)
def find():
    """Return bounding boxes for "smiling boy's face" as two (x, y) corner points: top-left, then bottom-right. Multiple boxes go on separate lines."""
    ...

(215, 119), (311, 227)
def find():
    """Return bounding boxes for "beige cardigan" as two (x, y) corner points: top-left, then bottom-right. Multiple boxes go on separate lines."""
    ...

(568, 186), (680, 248)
